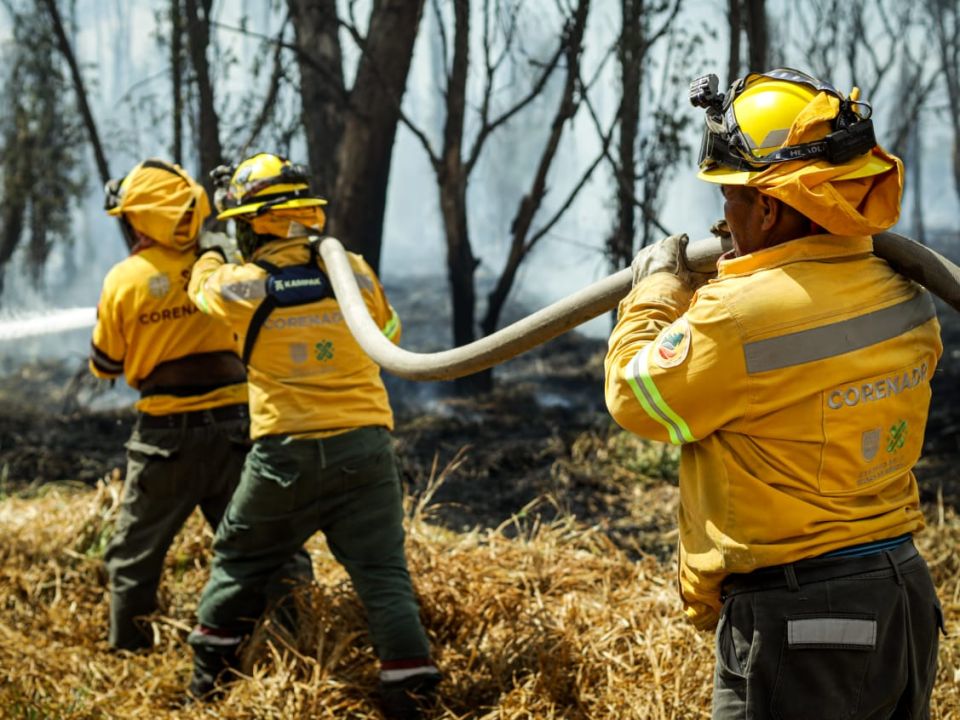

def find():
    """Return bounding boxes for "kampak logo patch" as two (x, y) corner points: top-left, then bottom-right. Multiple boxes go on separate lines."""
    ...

(652, 317), (691, 369)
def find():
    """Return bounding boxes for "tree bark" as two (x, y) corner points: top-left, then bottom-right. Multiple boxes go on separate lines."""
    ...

(744, 0), (767, 72)
(183, 0), (223, 207)
(727, 0), (741, 83)
(287, 0), (345, 198)
(909, 118), (926, 244)
(330, 0), (425, 272)
(435, 1), (484, 394)
(171, 0), (183, 165)
(607, 0), (642, 276)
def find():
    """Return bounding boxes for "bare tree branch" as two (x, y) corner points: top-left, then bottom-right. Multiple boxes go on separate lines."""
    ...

(39, 0), (129, 249)
(210, 18), (349, 103)
(39, 0), (110, 185)
(466, 38), (566, 175)
(480, 0), (591, 336)
(339, 16), (441, 165)
(431, 0), (450, 89)
(237, 14), (292, 156)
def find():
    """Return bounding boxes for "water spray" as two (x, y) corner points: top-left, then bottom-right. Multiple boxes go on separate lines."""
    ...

(0, 307), (97, 342)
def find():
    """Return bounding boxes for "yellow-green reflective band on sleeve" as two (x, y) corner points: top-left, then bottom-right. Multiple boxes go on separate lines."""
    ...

(194, 283), (211, 314)
(624, 344), (696, 445)
(382, 310), (400, 340)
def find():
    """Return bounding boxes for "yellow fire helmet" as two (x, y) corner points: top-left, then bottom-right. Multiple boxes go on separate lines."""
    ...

(691, 68), (894, 185)
(214, 153), (327, 221)
(690, 68), (903, 235)
(104, 159), (210, 251)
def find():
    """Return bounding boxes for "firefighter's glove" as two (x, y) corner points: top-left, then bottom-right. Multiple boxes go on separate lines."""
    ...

(630, 233), (713, 290)
(197, 231), (241, 263)
(210, 164), (235, 214)
(709, 218), (730, 239)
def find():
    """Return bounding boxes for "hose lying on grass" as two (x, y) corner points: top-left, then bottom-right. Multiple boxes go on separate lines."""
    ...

(318, 232), (960, 381)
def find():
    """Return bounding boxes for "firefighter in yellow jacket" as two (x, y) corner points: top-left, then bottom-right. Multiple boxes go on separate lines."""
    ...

(91, 160), (249, 650)
(184, 153), (439, 718)
(605, 69), (943, 718)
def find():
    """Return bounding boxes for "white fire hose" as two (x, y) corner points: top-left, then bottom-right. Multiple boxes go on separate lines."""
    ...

(318, 231), (960, 381)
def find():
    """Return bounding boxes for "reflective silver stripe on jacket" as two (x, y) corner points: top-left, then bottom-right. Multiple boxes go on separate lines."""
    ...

(90, 342), (123, 374)
(743, 292), (936, 374)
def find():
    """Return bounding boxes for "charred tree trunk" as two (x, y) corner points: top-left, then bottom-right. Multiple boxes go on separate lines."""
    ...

(171, 0), (184, 165)
(727, 0), (742, 83)
(287, 0), (345, 198)
(608, 0), (642, 274)
(441, 178), (477, 349)
(184, 0), (223, 206)
(909, 118), (926, 244)
(744, 0), (767, 72)
(0, 105), (30, 291)
(331, 0), (425, 272)
(437, 1), (484, 394)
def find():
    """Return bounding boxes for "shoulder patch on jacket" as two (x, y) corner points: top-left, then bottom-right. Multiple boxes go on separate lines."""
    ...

(652, 316), (691, 369)
(222, 279), (267, 302)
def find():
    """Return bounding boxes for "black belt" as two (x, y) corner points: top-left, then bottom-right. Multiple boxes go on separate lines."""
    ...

(137, 403), (249, 430)
(722, 539), (920, 597)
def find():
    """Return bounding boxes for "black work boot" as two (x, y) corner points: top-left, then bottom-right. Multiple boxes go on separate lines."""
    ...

(378, 670), (442, 720)
(109, 622), (153, 652)
(186, 626), (243, 702)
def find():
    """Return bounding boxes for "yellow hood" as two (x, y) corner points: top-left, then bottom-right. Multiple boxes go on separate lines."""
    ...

(107, 160), (211, 251)
(746, 92), (904, 235)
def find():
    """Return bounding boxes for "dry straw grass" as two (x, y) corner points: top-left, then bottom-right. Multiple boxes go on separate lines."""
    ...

(1, 448), (959, 719)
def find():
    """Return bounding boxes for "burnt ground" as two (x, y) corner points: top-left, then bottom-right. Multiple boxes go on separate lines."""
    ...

(0, 325), (675, 556)
(2, 295), (960, 558)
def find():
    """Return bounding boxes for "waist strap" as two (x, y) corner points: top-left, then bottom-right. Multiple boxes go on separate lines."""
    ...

(139, 351), (246, 398)
(722, 538), (919, 597)
(137, 403), (249, 430)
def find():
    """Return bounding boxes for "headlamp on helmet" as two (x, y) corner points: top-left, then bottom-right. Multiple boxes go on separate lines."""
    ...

(691, 68), (881, 181)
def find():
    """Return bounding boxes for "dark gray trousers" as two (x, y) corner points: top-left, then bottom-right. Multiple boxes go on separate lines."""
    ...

(712, 541), (943, 720)
(105, 412), (249, 650)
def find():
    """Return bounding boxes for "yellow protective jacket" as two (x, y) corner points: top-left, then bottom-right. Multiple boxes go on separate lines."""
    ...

(188, 239), (400, 440)
(89, 244), (248, 415)
(605, 233), (942, 630)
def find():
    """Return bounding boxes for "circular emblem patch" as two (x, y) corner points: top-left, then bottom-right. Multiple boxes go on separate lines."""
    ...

(147, 273), (171, 299)
(652, 317), (691, 369)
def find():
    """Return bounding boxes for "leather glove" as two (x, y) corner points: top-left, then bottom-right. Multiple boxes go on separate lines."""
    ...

(197, 230), (241, 263)
(709, 218), (730, 239)
(630, 233), (714, 290)
(209, 164), (235, 214)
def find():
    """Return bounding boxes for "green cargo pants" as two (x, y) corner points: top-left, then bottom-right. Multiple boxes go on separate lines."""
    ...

(196, 426), (431, 663)
(105, 409), (249, 650)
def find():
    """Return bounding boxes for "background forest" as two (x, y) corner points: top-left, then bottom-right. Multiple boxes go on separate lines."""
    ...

(1, 0), (959, 392)
(3, 1), (960, 718)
